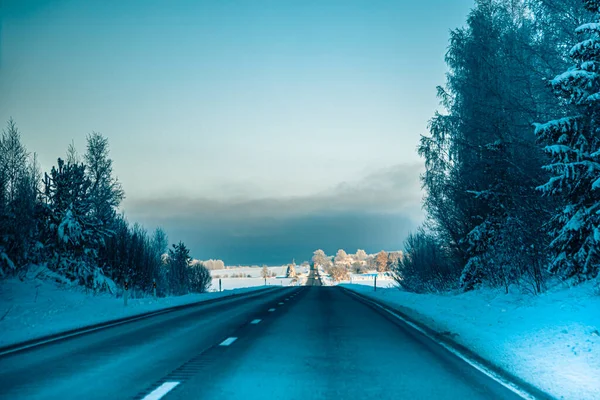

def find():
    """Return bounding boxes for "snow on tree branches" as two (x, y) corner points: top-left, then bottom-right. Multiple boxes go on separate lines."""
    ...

(535, 0), (600, 281)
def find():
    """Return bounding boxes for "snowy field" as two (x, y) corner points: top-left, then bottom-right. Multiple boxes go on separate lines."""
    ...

(341, 282), (600, 400)
(347, 274), (396, 288)
(209, 277), (298, 291)
(0, 278), (269, 349)
(208, 265), (307, 291)
(210, 266), (287, 278)
(316, 269), (396, 288)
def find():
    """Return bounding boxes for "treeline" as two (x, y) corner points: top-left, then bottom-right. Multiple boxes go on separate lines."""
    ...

(311, 249), (402, 281)
(396, 0), (600, 293)
(0, 120), (210, 295)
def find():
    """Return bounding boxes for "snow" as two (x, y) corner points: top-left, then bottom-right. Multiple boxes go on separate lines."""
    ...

(553, 69), (597, 84)
(316, 271), (396, 288)
(210, 266), (288, 278)
(575, 23), (600, 35)
(57, 208), (82, 245)
(569, 39), (600, 59)
(0, 277), (270, 349)
(534, 116), (578, 136)
(588, 92), (600, 103)
(208, 265), (305, 290)
(0, 252), (15, 274)
(544, 144), (573, 155)
(348, 274), (396, 288)
(209, 277), (298, 291)
(341, 282), (600, 400)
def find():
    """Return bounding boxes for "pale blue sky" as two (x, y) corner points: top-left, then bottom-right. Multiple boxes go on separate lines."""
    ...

(1, 0), (474, 263)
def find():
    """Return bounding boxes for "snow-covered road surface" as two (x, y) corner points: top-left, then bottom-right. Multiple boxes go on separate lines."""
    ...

(0, 286), (531, 400)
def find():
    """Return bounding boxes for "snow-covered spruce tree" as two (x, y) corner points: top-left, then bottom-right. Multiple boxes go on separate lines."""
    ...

(43, 158), (106, 285)
(535, 0), (600, 282)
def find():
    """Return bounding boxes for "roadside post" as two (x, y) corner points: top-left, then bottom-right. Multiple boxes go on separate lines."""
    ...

(124, 279), (129, 306)
(219, 278), (222, 292)
(374, 275), (377, 292)
(153, 279), (157, 299)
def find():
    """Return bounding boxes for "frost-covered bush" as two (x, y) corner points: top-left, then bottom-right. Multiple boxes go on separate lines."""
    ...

(393, 229), (461, 293)
(188, 262), (211, 293)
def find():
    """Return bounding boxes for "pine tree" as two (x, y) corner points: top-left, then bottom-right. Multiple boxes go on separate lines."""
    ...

(84, 132), (124, 227)
(43, 158), (105, 284)
(535, 0), (600, 281)
(168, 242), (190, 295)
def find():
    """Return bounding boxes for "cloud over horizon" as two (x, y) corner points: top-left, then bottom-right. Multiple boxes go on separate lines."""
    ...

(124, 163), (424, 265)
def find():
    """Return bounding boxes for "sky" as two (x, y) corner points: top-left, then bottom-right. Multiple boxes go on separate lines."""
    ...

(0, 0), (474, 265)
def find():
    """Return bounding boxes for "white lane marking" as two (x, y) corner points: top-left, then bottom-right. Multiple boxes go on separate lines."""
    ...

(278, 302), (284, 305)
(251, 319), (262, 324)
(0, 308), (172, 357)
(219, 337), (238, 346)
(0, 288), (275, 357)
(268, 308), (276, 312)
(346, 291), (536, 400)
(142, 382), (180, 400)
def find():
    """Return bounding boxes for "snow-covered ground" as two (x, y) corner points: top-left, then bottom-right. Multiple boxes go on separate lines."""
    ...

(341, 282), (600, 400)
(348, 274), (396, 288)
(209, 277), (299, 291)
(318, 269), (396, 288)
(210, 266), (289, 278)
(208, 265), (307, 291)
(0, 278), (269, 349)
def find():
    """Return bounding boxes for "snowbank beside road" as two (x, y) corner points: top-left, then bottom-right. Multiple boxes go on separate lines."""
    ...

(341, 282), (600, 400)
(0, 278), (268, 349)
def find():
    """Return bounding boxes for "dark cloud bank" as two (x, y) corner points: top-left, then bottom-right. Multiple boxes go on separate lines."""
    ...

(125, 163), (424, 265)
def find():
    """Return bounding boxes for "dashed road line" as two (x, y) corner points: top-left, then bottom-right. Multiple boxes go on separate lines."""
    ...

(278, 302), (284, 305)
(142, 382), (180, 400)
(219, 337), (237, 346)
(268, 308), (276, 312)
(250, 319), (262, 324)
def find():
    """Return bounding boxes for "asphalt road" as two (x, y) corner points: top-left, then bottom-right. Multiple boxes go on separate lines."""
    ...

(0, 286), (526, 400)
(305, 265), (322, 286)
